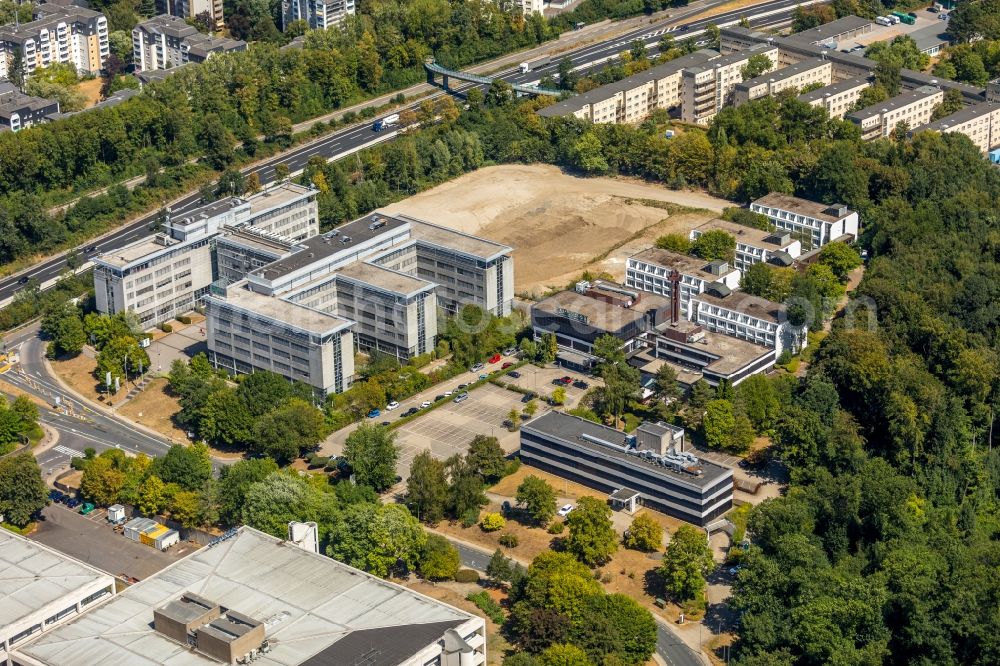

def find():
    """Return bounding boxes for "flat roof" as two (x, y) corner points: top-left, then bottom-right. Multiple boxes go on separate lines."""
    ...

(797, 76), (871, 103)
(736, 58), (829, 92)
(908, 23), (952, 53)
(334, 260), (436, 297)
(632, 352), (704, 385)
(689, 329), (774, 375)
(847, 84), (941, 121)
(523, 411), (731, 489)
(786, 15), (872, 44)
(916, 101), (1000, 132)
(218, 227), (297, 256)
(533, 289), (670, 330)
(15, 528), (477, 666)
(0, 530), (112, 630)
(405, 217), (512, 262)
(210, 288), (352, 336)
(95, 233), (187, 269)
(628, 248), (738, 280)
(693, 218), (793, 248)
(693, 290), (785, 324)
(751, 193), (855, 222)
(685, 43), (776, 75)
(246, 182), (316, 216)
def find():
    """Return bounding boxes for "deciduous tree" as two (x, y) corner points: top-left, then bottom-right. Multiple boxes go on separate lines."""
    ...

(565, 496), (618, 566)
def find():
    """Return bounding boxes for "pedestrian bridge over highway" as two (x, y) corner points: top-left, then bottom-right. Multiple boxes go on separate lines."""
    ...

(424, 61), (564, 97)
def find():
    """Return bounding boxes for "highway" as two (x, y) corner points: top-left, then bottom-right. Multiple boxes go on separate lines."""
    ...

(0, 0), (809, 305)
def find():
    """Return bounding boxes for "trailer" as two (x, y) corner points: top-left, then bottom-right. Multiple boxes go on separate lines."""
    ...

(372, 113), (400, 132)
(154, 529), (180, 551)
(123, 517), (158, 542)
(518, 56), (552, 73)
(140, 523), (169, 546)
(891, 11), (915, 24)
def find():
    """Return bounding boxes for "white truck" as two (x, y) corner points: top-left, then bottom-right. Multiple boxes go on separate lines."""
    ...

(518, 56), (552, 74)
(372, 113), (400, 132)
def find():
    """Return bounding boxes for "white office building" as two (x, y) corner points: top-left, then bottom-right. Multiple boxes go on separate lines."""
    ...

(625, 248), (741, 317)
(689, 286), (805, 357)
(689, 218), (801, 272)
(749, 193), (859, 250)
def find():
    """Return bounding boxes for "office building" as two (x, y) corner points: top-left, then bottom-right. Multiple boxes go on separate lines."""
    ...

(283, 0), (355, 31)
(689, 284), (805, 357)
(912, 101), (1000, 154)
(681, 43), (779, 124)
(93, 183), (319, 327)
(157, 0), (224, 32)
(625, 248), (741, 317)
(0, 81), (59, 131)
(0, 530), (115, 666)
(531, 281), (671, 371)
(750, 193), (859, 250)
(13, 527), (487, 666)
(689, 218), (801, 271)
(520, 411), (733, 525)
(132, 15), (245, 72)
(797, 76), (871, 119)
(846, 84), (943, 140)
(0, 5), (108, 78)
(733, 58), (832, 106)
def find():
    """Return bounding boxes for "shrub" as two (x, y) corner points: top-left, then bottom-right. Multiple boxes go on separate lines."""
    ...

(548, 520), (565, 534)
(454, 568), (481, 583)
(159, 323), (172, 333)
(480, 512), (506, 532)
(176, 315), (192, 325)
(461, 508), (480, 528)
(499, 533), (519, 548)
(466, 590), (505, 624)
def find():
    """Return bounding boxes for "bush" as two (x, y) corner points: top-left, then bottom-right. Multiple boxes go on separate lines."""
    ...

(461, 508), (480, 528)
(548, 520), (565, 534)
(454, 568), (481, 584)
(342, 110), (357, 123)
(466, 590), (505, 624)
(159, 323), (172, 333)
(480, 512), (506, 532)
(176, 315), (192, 325)
(360, 106), (377, 118)
(499, 533), (519, 548)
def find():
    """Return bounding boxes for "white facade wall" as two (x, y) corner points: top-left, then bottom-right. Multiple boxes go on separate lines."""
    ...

(624, 258), (740, 317)
(749, 201), (860, 250)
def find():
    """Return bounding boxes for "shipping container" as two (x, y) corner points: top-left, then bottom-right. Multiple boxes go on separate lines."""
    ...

(123, 517), (158, 542)
(140, 524), (170, 546)
(155, 529), (180, 551)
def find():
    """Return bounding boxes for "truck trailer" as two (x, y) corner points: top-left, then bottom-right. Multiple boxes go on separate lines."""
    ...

(373, 113), (400, 132)
(518, 56), (552, 74)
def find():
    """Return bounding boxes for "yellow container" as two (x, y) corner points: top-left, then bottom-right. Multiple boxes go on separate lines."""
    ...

(140, 524), (169, 546)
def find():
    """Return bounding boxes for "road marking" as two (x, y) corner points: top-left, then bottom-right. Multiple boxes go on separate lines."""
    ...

(53, 445), (80, 457)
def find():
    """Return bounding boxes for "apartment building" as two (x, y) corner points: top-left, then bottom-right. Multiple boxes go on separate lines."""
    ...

(282, 0), (355, 31)
(132, 15), (245, 72)
(0, 81), (59, 131)
(783, 15), (873, 47)
(733, 58), (832, 106)
(689, 285), (805, 357)
(846, 84), (943, 140)
(93, 183), (318, 326)
(798, 76), (871, 119)
(0, 6), (108, 78)
(689, 218), (801, 271)
(157, 0), (224, 32)
(750, 193), (859, 250)
(681, 43), (779, 124)
(625, 248), (741, 318)
(205, 287), (355, 396)
(515, 0), (545, 14)
(912, 102), (1000, 154)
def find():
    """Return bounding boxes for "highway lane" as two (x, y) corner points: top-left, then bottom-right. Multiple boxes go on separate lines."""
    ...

(0, 0), (805, 304)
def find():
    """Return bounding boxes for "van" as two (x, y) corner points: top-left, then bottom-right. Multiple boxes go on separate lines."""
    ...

(368, 218), (386, 231)
(888, 14), (900, 24)
(875, 16), (890, 26)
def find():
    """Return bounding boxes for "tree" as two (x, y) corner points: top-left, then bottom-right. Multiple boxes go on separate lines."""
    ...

(538, 644), (591, 666)
(96, 335), (149, 385)
(655, 233), (691, 254)
(12, 395), (38, 429)
(41, 304), (86, 357)
(703, 399), (753, 453)
(0, 453), (47, 526)
(407, 450), (448, 523)
(558, 56), (579, 91)
(217, 457), (278, 525)
(874, 55), (902, 97)
(552, 387), (566, 405)
(593, 334), (626, 368)
(653, 363), (682, 405)
(624, 512), (663, 551)
(931, 88), (964, 121)
(741, 262), (775, 298)
(151, 443), (211, 491)
(467, 434), (507, 483)
(661, 524), (713, 601)
(691, 229), (736, 262)
(327, 502), (426, 577)
(481, 512), (506, 531)
(573, 594), (658, 664)
(447, 454), (488, 521)
(565, 496), (618, 566)
(485, 79), (514, 107)
(252, 398), (328, 463)
(274, 163), (290, 182)
(487, 548), (515, 586)
(817, 241), (861, 281)
(80, 452), (127, 506)
(598, 362), (642, 426)
(420, 534), (460, 580)
(344, 423), (399, 491)
(517, 475), (557, 525)
(741, 53), (773, 81)
(570, 133), (609, 175)
(7, 48), (23, 91)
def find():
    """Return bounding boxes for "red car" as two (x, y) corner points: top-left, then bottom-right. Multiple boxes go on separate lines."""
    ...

(559, 376), (573, 385)
(488, 353), (502, 364)
(502, 362), (513, 369)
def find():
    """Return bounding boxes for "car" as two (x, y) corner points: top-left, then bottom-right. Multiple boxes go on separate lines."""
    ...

(907, 11), (917, 17)
(381, 421), (391, 426)
(559, 376), (573, 385)
(521, 392), (535, 403)
(507, 370), (521, 379)
(457, 383), (469, 390)
(679, 24), (689, 30)
(79, 503), (95, 515)
(435, 395), (445, 402)
(557, 504), (574, 517)
(48, 489), (61, 501)
(420, 401), (431, 409)
(453, 392), (469, 403)
(479, 374), (488, 380)
(367, 408), (381, 418)
(470, 363), (485, 372)
(502, 362), (514, 369)
(503, 347), (517, 356)
(86, 245), (98, 254)
(402, 407), (419, 417)
(66, 497), (80, 508)
(18, 276), (29, 284)
(444, 390), (453, 397)
(939, 12), (948, 18)
(573, 380), (589, 390)
(502, 419), (514, 429)
(386, 401), (400, 411)
(488, 353), (502, 364)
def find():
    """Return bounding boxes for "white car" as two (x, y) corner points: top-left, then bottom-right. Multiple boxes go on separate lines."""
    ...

(444, 390), (453, 397)
(557, 504), (574, 517)
(420, 401), (431, 409)
(386, 401), (400, 411)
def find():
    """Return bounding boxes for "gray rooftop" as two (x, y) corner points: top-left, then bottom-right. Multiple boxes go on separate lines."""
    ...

(797, 76), (871, 104)
(685, 43), (776, 75)
(629, 248), (738, 280)
(907, 23), (953, 53)
(523, 411), (730, 489)
(14, 527), (478, 666)
(334, 260), (437, 297)
(0, 529), (113, 630)
(785, 15), (872, 44)
(693, 289), (785, 324)
(693, 219), (793, 248)
(736, 58), (829, 92)
(405, 217), (513, 262)
(752, 193), (855, 222)
(915, 101), (1000, 132)
(846, 84), (941, 122)
(533, 288), (670, 331)
(210, 288), (353, 336)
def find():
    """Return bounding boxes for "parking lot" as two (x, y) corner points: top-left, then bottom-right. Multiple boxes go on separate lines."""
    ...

(500, 364), (600, 408)
(31, 503), (197, 580)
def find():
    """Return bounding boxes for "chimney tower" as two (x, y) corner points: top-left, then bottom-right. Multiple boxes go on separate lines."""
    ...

(669, 269), (681, 323)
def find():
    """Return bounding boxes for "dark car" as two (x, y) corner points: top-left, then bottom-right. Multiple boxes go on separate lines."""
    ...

(573, 380), (589, 390)
(66, 497), (81, 508)
(457, 383), (469, 390)
(435, 395), (446, 402)
(521, 392), (536, 403)
(18, 276), (29, 284)
(507, 370), (521, 379)
(402, 407), (419, 417)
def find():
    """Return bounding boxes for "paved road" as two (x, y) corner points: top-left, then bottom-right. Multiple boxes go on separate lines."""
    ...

(0, 0), (807, 305)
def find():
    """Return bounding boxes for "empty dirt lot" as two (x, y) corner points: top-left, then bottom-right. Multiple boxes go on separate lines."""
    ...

(381, 164), (733, 297)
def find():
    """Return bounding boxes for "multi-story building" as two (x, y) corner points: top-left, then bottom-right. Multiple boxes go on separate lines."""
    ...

(13, 527), (487, 666)
(514, 0), (545, 14)
(689, 218), (801, 271)
(520, 411), (733, 525)
(283, 0), (355, 31)
(681, 43), (779, 124)
(0, 6), (108, 78)
(0, 81), (59, 131)
(912, 101), (1000, 154)
(798, 76), (871, 119)
(93, 183), (318, 327)
(847, 84), (943, 140)
(750, 193), (859, 250)
(530, 281), (671, 371)
(689, 285), (805, 357)
(783, 14), (874, 47)
(625, 248), (741, 317)
(156, 0), (224, 32)
(1, 530), (116, 665)
(132, 15), (245, 72)
(733, 58), (832, 106)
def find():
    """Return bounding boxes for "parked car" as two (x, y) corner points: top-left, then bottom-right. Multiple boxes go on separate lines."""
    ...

(79, 503), (95, 515)
(470, 363), (485, 372)
(453, 392), (470, 403)
(48, 489), (62, 501)
(502, 362), (514, 369)
(367, 408), (381, 418)
(381, 421), (391, 426)
(386, 401), (400, 411)
(521, 392), (535, 403)
(444, 390), (454, 397)
(435, 395), (446, 402)
(573, 380), (589, 389)
(503, 347), (517, 356)
(559, 376), (573, 385)
(457, 383), (469, 390)
(479, 374), (489, 380)
(489, 353), (502, 364)
(420, 401), (431, 409)
(66, 497), (81, 508)
(507, 370), (521, 379)
(402, 407), (419, 417)
(557, 504), (574, 517)
(939, 12), (948, 18)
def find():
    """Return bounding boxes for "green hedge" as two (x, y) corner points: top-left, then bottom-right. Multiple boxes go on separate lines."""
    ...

(466, 590), (505, 624)
(454, 568), (481, 584)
